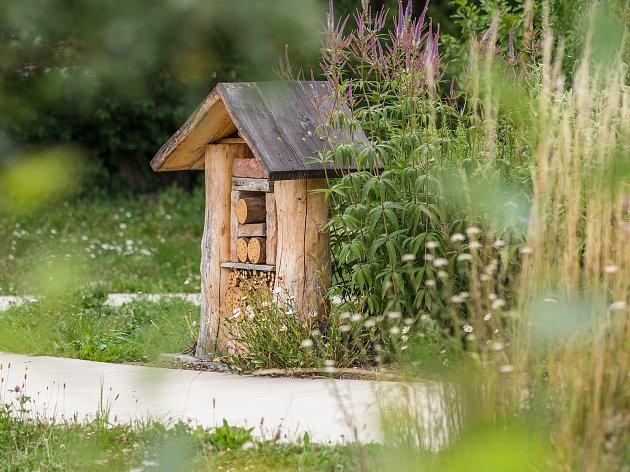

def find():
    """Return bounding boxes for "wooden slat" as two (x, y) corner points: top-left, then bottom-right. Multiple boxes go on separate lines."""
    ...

(232, 157), (268, 178)
(218, 82), (306, 178)
(220, 262), (276, 272)
(151, 93), (237, 171)
(216, 137), (246, 144)
(232, 177), (273, 193)
(229, 190), (241, 262)
(237, 223), (266, 237)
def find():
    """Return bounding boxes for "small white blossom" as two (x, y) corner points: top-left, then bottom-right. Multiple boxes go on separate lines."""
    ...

(519, 246), (533, 255)
(387, 311), (401, 320)
(491, 341), (505, 351)
(424, 254), (434, 261)
(499, 364), (514, 374)
(404, 317), (414, 325)
(457, 253), (473, 261)
(463, 324), (473, 333)
(465, 226), (480, 236)
(300, 339), (314, 348)
(425, 279), (436, 287)
(468, 241), (481, 250)
(437, 270), (449, 279)
(433, 258), (448, 268)
(483, 313), (492, 321)
(450, 233), (466, 242)
(280, 325), (287, 332)
(493, 239), (506, 248)
(339, 325), (351, 332)
(426, 241), (440, 250)
(401, 335), (409, 342)
(609, 301), (628, 311)
(364, 318), (376, 328)
(351, 313), (362, 322)
(491, 299), (506, 310)
(389, 326), (401, 335)
(604, 265), (619, 274)
(451, 295), (464, 304)
(401, 253), (416, 262)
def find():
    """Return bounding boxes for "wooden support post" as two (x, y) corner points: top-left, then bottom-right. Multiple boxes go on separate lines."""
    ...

(197, 143), (240, 358)
(274, 179), (330, 319)
(265, 192), (277, 266)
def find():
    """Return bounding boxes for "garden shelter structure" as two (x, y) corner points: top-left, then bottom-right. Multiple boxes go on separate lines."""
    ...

(151, 81), (368, 357)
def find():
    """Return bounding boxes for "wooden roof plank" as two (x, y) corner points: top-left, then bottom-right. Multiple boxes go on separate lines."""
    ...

(218, 83), (305, 179)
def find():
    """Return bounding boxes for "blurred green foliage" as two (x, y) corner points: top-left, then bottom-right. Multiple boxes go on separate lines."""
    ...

(0, 0), (325, 192)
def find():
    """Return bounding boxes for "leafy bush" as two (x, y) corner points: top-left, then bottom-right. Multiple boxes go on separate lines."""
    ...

(314, 1), (529, 360)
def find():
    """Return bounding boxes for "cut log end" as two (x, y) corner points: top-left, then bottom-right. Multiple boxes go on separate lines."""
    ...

(236, 237), (249, 263)
(236, 196), (266, 224)
(247, 237), (267, 264)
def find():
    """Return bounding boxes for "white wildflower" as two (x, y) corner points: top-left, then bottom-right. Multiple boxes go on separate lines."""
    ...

(423, 253), (434, 261)
(491, 299), (506, 310)
(499, 364), (514, 374)
(450, 233), (466, 242)
(468, 241), (481, 250)
(451, 295), (464, 304)
(389, 326), (401, 335)
(465, 226), (480, 235)
(426, 241), (440, 250)
(279, 325), (288, 332)
(404, 318), (414, 325)
(230, 308), (242, 320)
(457, 253), (473, 261)
(273, 287), (282, 295)
(604, 265), (619, 274)
(437, 270), (449, 278)
(339, 325), (351, 333)
(425, 279), (436, 287)
(420, 314), (429, 321)
(609, 301), (628, 311)
(401, 253), (416, 262)
(402, 326), (410, 334)
(483, 313), (492, 321)
(493, 239), (506, 248)
(364, 318), (376, 328)
(340, 311), (351, 320)
(387, 311), (401, 320)
(433, 258), (448, 268)
(118, 223), (127, 231)
(300, 339), (314, 348)
(463, 324), (473, 333)
(491, 341), (505, 351)
(401, 335), (409, 342)
(519, 246), (533, 255)
(351, 313), (362, 322)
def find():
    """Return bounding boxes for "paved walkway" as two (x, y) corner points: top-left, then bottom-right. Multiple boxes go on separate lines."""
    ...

(0, 293), (201, 311)
(1, 353), (405, 444)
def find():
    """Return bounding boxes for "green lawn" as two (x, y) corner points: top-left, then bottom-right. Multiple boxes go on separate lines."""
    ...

(0, 404), (366, 471)
(0, 186), (204, 295)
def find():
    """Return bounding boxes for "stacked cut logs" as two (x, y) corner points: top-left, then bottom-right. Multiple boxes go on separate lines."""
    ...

(235, 194), (268, 264)
(224, 268), (276, 313)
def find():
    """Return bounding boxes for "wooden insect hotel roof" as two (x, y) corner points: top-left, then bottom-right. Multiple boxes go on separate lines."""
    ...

(150, 81), (369, 180)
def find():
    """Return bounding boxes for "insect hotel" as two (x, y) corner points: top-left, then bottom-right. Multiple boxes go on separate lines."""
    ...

(151, 82), (368, 358)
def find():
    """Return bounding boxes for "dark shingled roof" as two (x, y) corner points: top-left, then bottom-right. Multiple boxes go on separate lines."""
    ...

(150, 81), (369, 181)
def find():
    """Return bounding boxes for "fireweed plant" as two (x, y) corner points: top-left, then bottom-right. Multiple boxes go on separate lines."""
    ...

(307, 0), (533, 362)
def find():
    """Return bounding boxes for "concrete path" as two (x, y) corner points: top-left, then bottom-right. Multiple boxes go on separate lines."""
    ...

(0, 293), (201, 311)
(1, 353), (393, 444)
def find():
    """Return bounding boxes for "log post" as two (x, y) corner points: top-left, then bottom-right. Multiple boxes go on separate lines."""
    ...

(274, 179), (330, 319)
(197, 143), (244, 358)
